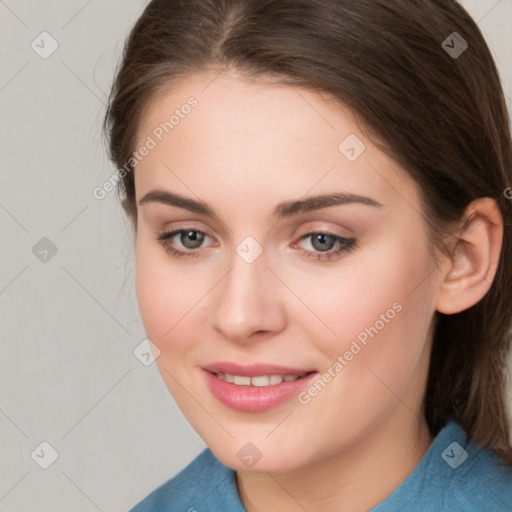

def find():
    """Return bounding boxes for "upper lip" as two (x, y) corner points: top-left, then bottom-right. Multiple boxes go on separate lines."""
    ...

(202, 361), (316, 377)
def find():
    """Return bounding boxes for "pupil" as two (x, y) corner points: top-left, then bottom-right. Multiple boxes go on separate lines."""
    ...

(313, 234), (334, 252)
(182, 230), (204, 249)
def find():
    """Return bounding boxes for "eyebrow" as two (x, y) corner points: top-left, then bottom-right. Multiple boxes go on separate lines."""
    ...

(138, 189), (383, 221)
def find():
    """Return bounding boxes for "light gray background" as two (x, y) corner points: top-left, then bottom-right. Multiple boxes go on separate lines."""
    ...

(1, 1), (512, 511)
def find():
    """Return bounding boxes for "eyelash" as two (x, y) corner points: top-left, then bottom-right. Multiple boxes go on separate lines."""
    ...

(156, 228), (358, 262)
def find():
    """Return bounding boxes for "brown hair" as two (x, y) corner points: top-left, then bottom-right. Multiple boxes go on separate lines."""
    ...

(103, 0), (512, 465)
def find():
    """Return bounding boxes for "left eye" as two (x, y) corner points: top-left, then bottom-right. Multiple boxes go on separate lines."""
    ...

(300, 232), (343, 252)
(293, 231), (358, 261)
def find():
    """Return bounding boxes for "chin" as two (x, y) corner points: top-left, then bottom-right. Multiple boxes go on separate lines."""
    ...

(207, 438), (310, 474)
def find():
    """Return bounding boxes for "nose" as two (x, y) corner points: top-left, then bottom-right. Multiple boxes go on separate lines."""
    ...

(210, 248), (287, 344)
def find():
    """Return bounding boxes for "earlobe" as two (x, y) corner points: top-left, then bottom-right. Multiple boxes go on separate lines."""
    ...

(436, 198), (503, 315)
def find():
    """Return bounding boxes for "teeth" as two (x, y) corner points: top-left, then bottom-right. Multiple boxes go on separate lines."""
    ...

(269, 375), (283, 385)
(251, 375), (270, 387)
(216, 372), (305, 386)
(233, 375), (251, 386)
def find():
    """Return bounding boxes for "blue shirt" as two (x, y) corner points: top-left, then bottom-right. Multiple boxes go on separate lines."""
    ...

(130, 420), (512, 511)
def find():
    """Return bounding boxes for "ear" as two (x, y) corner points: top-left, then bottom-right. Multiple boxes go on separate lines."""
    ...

(435, 197), (503, 315)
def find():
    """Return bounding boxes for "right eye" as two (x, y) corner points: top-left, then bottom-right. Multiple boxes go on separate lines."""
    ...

(156, 229), (213, 258)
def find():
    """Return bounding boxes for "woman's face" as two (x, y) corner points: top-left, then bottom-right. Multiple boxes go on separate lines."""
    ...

(133, 70), (446, 473)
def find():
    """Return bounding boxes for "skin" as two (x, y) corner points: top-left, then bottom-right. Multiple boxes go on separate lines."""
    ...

(132, 69), (503, 511)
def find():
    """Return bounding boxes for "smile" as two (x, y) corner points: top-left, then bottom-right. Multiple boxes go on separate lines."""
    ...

(202, 363), (318, 412)
(215, 372), (307, 386)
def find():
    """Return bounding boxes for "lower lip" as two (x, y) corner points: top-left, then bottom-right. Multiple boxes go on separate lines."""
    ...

(203, 370), (318, 412)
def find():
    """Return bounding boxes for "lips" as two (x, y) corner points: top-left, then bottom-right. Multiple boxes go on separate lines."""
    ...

(202, 361), (318, 412)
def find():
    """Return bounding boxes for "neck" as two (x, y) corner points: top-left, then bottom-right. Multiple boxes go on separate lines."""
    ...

(236, 413), (433, 512)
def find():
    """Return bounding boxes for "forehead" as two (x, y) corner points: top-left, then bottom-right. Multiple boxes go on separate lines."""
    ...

(134, 70), (421, 215)
(138, 69), (361, 149)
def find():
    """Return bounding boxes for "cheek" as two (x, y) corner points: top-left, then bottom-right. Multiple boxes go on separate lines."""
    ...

(286, 233), (436, 395)
(326, 244), (434, 414)
(284, 239), (430, 345)
(134, 238), (206, 342)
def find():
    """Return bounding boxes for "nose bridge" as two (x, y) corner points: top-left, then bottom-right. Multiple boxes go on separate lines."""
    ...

(210, 241), (285, 341)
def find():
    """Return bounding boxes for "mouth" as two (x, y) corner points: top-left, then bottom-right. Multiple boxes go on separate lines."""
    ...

(213, 371), (311, 386)
(202, 362), (318, 412)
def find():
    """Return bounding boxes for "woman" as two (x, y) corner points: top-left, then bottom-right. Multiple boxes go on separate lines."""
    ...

(103, 0), (512, 510)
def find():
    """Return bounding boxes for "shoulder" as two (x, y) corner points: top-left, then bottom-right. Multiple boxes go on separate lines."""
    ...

(421, 420), (512, 511)
(448, 435), (512, 511)
(129, 448), (241, 512)
(371, 419), (512, 512)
